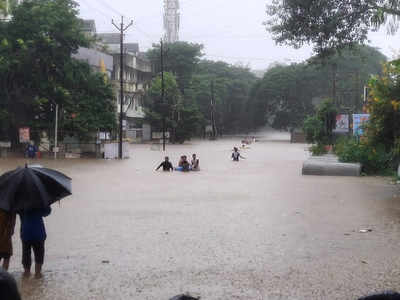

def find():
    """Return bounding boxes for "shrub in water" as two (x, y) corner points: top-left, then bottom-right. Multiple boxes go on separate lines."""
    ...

(335, 137), (392, 174)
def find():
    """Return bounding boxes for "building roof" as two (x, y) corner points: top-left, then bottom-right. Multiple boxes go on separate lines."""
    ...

(73, 47), (113, 73)
(124, 43), (139, 54)
(97, 33), (120, 44)
(97, 33), (140, 54)
(81, 19), (96, 34)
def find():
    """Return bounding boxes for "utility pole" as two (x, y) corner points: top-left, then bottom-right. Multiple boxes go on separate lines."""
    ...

(160, 39), (166, 151)
(112, 16), (133, 159)
(332, 63), (337, 104)
(210, 80), (217, 139)
(54, 104), (58, 160)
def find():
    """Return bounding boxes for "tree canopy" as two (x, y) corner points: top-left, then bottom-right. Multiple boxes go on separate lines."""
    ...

(0, 0), (116, 143)
(144, 72), (203, 143)
(145, 42), (257, 140)
(188, 60), (257, 134)
(146, 41), (204, 94)
(266, 0), (400, 56)
(248, 46), (386, 130)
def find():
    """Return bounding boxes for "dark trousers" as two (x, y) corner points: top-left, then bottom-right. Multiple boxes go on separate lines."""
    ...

(22, 240), (45, 269)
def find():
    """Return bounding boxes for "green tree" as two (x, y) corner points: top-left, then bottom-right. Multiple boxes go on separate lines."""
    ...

(248, 46), (386, 131)
(189, 60), (257, 134)
(0, 0), (116, 143)
(367, 59), (400, 150)
(0, 0), (17, 16)
(144, 72), (203, 143)
(303, 99), (337, 148)
(146, 41), (204, 94)
(266, 0), (400, 56)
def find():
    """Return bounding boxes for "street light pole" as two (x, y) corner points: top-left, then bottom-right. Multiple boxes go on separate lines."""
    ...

(112, 16), (133, 159)
(210, 80), (217, 139)
(54, 104), (58, 159)
(160, 39), (166, 151)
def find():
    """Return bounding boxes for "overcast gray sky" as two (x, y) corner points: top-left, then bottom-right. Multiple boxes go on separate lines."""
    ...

(76, 0), (400, 70)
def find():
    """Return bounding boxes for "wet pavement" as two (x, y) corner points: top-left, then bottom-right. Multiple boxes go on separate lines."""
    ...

(1, 130), (400, 300)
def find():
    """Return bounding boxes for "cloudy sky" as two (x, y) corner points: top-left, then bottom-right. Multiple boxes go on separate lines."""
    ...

(76, 0), (400, 70)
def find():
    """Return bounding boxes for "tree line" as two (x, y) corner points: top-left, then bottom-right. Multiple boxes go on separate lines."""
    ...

(0, 0), (116, 147)
(144, 42), (387, 142)
(0, 0), (394, 148)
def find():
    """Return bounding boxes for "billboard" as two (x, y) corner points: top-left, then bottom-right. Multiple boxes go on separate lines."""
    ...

(334, 114), (349, 133)
(353, 114), (370, 136)
(19, 127), (30, 143)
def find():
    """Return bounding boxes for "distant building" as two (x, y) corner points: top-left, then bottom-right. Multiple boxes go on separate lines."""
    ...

(164, 0), (180, 43)
(72, 47), (113, 79)
(98, 32), (153, 142)
(81, 19), (96, 36)
(97, 33), (139, 55)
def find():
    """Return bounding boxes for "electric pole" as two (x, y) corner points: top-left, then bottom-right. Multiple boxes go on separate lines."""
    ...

(332, 62), (337, 104)
(160, 39), (166, 151)
(210, 80), (217, 139)
(112, 16), (133, 159)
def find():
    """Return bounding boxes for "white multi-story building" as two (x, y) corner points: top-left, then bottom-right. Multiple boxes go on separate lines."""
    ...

(164, 0), (180, 43)
(98, 33), (153, 142)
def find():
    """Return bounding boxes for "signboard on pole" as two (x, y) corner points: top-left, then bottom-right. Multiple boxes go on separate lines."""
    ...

(152, 132), (170, 139)
(19, 127), (30, 143)
(0, 141), (11, 148)
(353, 114), (370, 136)
(334, 114), (349, 133)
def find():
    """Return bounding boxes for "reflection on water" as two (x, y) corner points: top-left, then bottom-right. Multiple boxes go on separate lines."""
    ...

(1, 131), (400, 299)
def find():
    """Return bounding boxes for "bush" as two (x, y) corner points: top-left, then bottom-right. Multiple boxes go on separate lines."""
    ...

(335, 137), (393, 174)
(303, 99), (337, 145)
(309, 143), (328, 156)
(303, 116), (324, 144)
(391, 138), (400, 168)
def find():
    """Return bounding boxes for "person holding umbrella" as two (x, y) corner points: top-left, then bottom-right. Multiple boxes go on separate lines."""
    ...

(0, 164), (72, 278)
(0, 210), (16, 270)
(20, 206), (51, 278)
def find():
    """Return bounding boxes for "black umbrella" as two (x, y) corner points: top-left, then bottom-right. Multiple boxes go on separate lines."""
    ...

(0, 165), (71, 212)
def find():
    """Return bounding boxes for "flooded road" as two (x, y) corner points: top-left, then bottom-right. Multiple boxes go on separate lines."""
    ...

(1, 131), (400, 299)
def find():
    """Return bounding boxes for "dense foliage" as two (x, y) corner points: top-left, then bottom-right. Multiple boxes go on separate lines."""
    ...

(303, 99), (337, 155)
(146, 42), (257, 141)
(248, 46), (386, 131)
(188, 60), (257, 134)
(334, 59), (400, 174)
(367, 60), (400, 150)
(266, 0), (400, 56)
(335, 137), (393, 174)
(0, 0), (116, 144)
(146, 42), (204, 94)
(144, 72), (203, 143)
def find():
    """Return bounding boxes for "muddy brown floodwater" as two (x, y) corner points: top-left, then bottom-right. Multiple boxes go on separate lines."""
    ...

(1, 130), (400, 300)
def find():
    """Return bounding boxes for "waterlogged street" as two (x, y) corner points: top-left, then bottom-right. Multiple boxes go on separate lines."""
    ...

(1, 131), (400, 300)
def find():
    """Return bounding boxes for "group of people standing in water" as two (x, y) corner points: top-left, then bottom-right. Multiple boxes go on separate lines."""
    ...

(156, 154), (200, 172)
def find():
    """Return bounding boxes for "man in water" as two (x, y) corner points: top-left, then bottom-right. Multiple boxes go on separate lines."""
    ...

(156, 156), (174, 172)
(19, 206), (51, 278)
(232, 147), (245, 161)
(191, 154), (200, 171)
(176, 155), (190, 172)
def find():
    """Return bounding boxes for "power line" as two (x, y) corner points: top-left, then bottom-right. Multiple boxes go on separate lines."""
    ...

(96, 0), (124, 17)
(205, 54), (289, 62)
(112, 16), (134, 159)
(79, 0), (113, 20)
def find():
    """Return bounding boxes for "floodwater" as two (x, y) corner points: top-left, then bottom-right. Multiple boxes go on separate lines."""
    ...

(1, 130), (400, 300)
